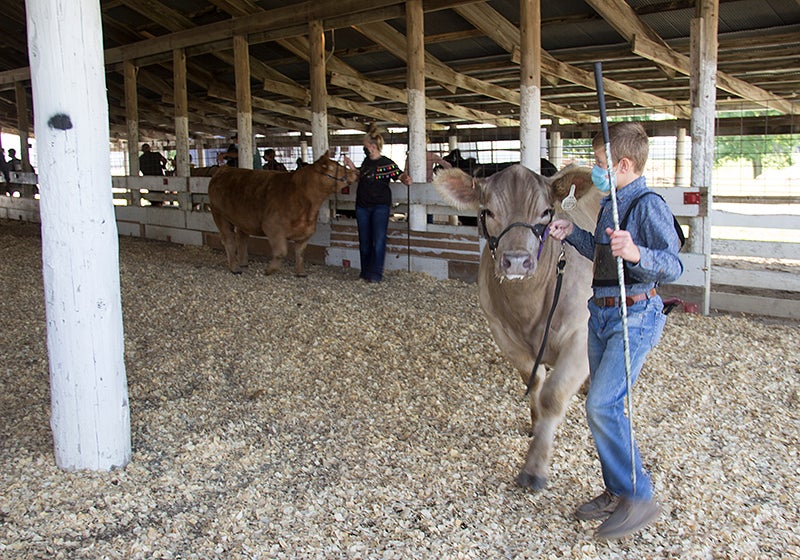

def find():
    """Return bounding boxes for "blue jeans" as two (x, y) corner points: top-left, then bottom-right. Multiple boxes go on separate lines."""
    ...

(355, 204), (390, 282)
(586, 295), (666, 500)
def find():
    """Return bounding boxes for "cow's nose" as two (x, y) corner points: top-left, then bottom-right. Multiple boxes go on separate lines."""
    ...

(500, 251), (533, 276)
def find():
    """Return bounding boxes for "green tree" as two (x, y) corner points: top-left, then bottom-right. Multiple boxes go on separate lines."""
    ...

(715, 134), (798, 178)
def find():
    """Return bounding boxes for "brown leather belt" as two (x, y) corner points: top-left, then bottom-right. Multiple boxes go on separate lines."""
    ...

(593, 288), (657, 307)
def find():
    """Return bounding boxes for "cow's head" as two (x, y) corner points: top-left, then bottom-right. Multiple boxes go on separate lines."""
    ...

(435, 163), (593, 280)
(313, 150), (359, 192)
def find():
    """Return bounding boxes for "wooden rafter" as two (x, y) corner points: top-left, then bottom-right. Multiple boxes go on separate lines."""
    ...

(353, 20), (595, 124)
(453, 2), (690, 119)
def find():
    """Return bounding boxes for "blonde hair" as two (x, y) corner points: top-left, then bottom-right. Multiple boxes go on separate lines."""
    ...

(364, 123), (384, 152)
(592, 121), (649, 173)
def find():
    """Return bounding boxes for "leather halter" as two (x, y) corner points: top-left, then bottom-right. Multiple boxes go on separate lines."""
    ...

(322, 163), (350, 183)
(479, 208), (554, 260)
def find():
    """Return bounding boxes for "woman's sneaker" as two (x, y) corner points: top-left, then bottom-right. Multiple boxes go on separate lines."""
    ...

(575, 490), (620, 521)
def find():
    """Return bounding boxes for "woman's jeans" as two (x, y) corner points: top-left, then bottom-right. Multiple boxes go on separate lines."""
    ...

(586, 296), (666, 500)
(355, 204), (390, 282)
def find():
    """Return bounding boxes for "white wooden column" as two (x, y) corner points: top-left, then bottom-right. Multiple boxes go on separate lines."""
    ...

(309, 20), (331, 223)
(689, 0), (718, 315)
(675, 127), (688, 187)
(448, 128), (458, 152)
(233, 34), (253, 170)
(173, 48), (190, 177)
(550, 129), (563, 168)
(519, 0), (541, 172)
(407, 0), (426, 232)
(15, 82), (32, 172)
(123, 60), (139, 176)
(26, 0), (130, 471)
(309, 20), (329, 159)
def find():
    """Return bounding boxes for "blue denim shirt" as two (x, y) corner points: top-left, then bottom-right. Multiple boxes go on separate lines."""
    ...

(566, 175), (684, 298)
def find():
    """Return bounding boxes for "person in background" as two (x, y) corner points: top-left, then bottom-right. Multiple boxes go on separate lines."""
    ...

(139, 143), (167, 176)
(295, 157), (308, 170)
(0, 148), (10, 185)
(343, 124), (412, 283)
(7, 148), (23, 172)
(217, 135), (239, 167)
(252, 148), (263, 170)
(262, 148), (288, 171)
(548, 121), (683, 540)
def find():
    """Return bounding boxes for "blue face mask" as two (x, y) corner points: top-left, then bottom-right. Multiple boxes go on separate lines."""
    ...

(591, 164), (613, 193)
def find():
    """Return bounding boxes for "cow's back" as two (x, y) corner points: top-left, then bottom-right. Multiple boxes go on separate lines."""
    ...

(209, 167), (291, 235)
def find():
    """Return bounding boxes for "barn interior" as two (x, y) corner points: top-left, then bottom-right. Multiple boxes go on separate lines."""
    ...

(0, 0), (798, 149)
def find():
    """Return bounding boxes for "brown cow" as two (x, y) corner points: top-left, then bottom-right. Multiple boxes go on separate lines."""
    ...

(209, 151), (358, 276)
(435, 163), (601, 490)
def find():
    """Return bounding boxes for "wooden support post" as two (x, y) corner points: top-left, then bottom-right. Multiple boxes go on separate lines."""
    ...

(124, 60), (139, 176)
(309, 20), (329, 159)
(233, 35), (253, 169)
(448, 127), (458, 152)
(308, 19), (331, 224)
(173, 48), (190, 177)
(26, 0), (131, 471)
(675, 127), (688, 188)
(519, 0), (541, 172)
(407, 0), (426, 233)
(15, 82), (32, 172)
(550, 129), (562, 169)
(689, 0), (718, 315)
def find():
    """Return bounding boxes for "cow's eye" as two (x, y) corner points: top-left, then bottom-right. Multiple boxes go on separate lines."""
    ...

(542, 208), (554, 220)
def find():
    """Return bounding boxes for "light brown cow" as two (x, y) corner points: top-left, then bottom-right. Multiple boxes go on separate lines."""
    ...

(435, 163), (601, 490)
(209, 151), (358, 276)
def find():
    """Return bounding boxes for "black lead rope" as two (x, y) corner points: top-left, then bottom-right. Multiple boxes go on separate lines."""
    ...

(524, 243), (567, 396)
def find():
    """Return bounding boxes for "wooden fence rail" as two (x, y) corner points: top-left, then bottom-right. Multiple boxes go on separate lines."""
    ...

(1, 173), (797, 319)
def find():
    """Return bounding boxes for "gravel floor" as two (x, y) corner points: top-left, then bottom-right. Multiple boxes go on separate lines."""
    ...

(0, 219), (798, 560)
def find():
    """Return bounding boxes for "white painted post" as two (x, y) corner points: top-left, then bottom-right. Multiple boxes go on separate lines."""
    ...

(26, 0), (131, 470)
(448, 129), (458, 152)
(550, 129), (563, 168)
(519, 0), (542, 172)
(690, 0), (718, 315)
(309, 20), (329, 160)
(233, 35), (253, 170)
(309, 20), (331, 223)
(407, 0), (427, 233)
(675, 127), (688, 188)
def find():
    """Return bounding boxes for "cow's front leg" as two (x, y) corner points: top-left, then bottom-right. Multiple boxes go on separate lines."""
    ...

(516, 349), (588, 490)
(293, 240), (309, 277)
(265, 236), (287, 275)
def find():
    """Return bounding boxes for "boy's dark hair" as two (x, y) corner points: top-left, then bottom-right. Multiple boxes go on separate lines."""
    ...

(264, 148), (276, 157)
(592, 122), (649, 173)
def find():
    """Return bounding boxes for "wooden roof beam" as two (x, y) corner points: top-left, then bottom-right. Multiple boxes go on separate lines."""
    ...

(330, 72), (521, 128)
(632, 34), (798, 115)
(353, 21), (594, 124)
(262, 78), (445, 130)
(453, 2), (690, 119)
(584, 0), (677, 79)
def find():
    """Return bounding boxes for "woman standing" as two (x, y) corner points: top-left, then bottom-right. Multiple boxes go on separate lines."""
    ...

(344, 125), (412, 283)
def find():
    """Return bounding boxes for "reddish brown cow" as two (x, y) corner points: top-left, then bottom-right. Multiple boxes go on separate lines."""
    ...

(435, 163), (601, 490)
(209, 151), (358, 276)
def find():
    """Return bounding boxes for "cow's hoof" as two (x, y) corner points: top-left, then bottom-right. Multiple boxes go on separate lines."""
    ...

(516, 471), (547, 490)
(230, 269), (243, 275)
(295, 273), (308, 278)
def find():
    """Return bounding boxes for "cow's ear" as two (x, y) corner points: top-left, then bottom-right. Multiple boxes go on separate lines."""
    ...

(548, 163), (593, 201)
(434, 168), (482, 210)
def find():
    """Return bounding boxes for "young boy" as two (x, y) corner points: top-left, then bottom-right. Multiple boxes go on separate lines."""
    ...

(549, 122), (683, 539)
